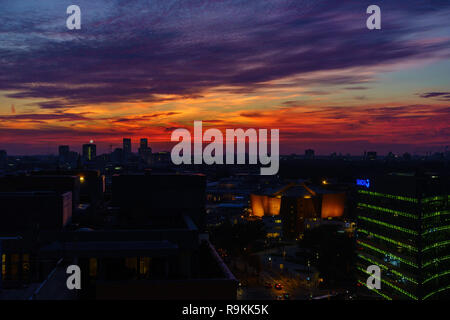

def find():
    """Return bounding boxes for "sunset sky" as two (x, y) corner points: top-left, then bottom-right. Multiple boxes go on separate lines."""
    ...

(0, 0), (449, 155)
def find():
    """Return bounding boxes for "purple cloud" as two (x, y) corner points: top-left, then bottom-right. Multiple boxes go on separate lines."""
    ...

(0, 0), (448, 109)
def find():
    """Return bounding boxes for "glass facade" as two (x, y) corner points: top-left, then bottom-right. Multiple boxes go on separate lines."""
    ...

(356, 176), (450, 300)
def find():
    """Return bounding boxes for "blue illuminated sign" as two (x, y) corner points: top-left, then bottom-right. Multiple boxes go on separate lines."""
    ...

(356, 179), (370, 188)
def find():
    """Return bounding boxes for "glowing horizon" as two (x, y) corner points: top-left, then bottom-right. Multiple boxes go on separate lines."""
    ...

(0, 1), (449, 155)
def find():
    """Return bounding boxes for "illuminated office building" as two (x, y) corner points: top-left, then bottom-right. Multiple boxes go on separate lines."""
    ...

(82, 142), (96, 161)
(250, 182), (345, 240)
(356, 173), (450, 300)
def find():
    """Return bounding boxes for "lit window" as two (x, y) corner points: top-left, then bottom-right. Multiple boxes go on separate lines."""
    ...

(1, 254), (5, 277)
(139, 257), (151, 276)
(22, 254), (30, 275)
(125, 257), (138, 273)
(89, 258), (97, 277)
(11, 254), (19, 278)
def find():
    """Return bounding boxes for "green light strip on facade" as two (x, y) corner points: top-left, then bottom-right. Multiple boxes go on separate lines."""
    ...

(423, 270), (450, 284)
(357, 280), (392, 300)
(358, 254), (418, 284)
(423, 210), (450, 219)
(423, 240), (450, 251)
(357, 190), (418, 203)
(357, 240), (418, 268)
(423, 285), (450, 300)
(358, 229), (418, 252)
(422, 195), (450, 204)
(358, 216), (418, 235)
(423, 225), (450, 235)
(423, 255), (450, 268)
(357, 266), (418, 300)
(357, 203), (416, 219)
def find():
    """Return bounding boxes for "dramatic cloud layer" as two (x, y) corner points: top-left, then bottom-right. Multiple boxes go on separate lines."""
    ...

(0, 0), (449, 154)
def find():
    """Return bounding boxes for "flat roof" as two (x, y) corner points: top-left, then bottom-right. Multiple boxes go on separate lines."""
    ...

(42, 240), (179, 257)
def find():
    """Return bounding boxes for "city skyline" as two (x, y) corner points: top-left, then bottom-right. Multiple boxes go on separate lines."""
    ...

(0, 1), (449, 155)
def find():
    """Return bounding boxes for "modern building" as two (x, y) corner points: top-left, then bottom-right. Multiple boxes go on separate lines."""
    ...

(37, 173), (236, 299)
(138, 138), (152, 164)
(250, 181), (346, 240)
(111, 148), (123, 163)
(0, 174), (81, 210)
(356, 173), (450, 300)
(150, 152), (172, 168)
(58, 145), (70, 160)
(82, 142), (96, 162)
(305, 149), (315, 159)
(0, 150), (7, 169)
(0, 191), (72, 234)
(139, 138), (148, 150)
(31, 170), (105, 207)
(112, 173), (207, 229)
(0, 191), (72, 290)
(0, 172), (236, 300)
(365, 151), (377, 161)
(123, 138), (132, 156)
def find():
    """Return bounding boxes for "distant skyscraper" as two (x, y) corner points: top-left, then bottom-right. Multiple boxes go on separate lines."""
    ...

(123, 138), (132, 155)
(58, 145), (70, 161)
(305, 149), (315, 159)
(112, 148), (124, 163)
(82, 142), (96, 161)
(140, 138), (148, 149)
(138, 138), (152, 163)
(366, 151), (377, 160)
(0, 150), (7, 168)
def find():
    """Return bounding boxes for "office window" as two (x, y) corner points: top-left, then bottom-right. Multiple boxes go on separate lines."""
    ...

(22, 254), (30, 280)
(11, 254), (20, 279)
(89, 258), (97, 277)
(125, 257), (138, 272)
(139, 257), (151, 277)
(1, 254), (5, 277)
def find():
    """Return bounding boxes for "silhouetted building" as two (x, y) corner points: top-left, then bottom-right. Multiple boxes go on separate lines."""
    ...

(305, 149), (315, 159)
(38, 173), (236, 300)
(111, 148), (124, 163)
(31, 170), (104, 206)
(0, 191), (72, 289)
(0, 175), (81, 210)
(365, 151), (377, 160)
(403, 153), (412, 161)
(58, 145), (70, 160)
(356, 173), (450, 300)
(82, 143), (96, 162)
(112, 173), (206, 229)
(0, 150), (7, 169)
(0, 191), (72, 234)
(123, 138), (132, 156)
(140, 138), (148, 149)
(151, 152), (171, 168)
(138, 138), (152, 164)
